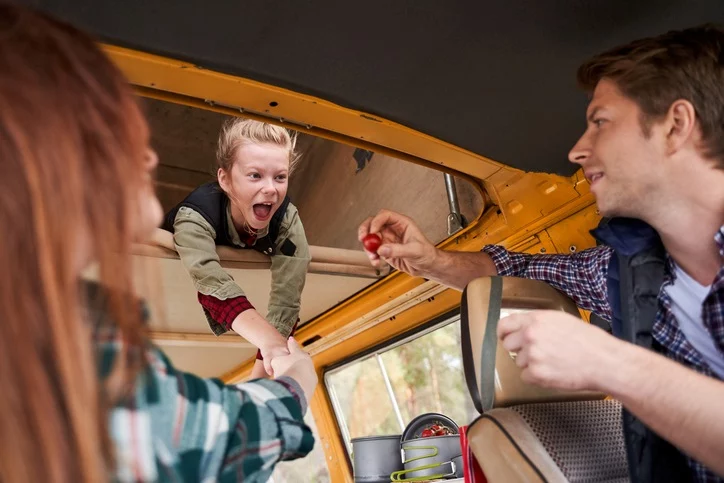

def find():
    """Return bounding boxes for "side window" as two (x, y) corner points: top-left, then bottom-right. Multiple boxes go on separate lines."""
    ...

(269, 409), (331, 483)
(326, 315), (482, 453)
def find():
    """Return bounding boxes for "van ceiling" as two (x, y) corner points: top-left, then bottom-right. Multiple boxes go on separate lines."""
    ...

(24, 0), (724, 175)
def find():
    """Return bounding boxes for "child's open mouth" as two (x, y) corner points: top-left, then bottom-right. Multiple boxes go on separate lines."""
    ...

(253, 203), (273, 220)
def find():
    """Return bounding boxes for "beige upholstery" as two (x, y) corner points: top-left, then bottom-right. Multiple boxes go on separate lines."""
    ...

(467, 407), (566, 483)
(467, 400), (628, 483)
(461, 276), (605, 412)
(134, 228), (389, 278)
(461, 277), (628, 483)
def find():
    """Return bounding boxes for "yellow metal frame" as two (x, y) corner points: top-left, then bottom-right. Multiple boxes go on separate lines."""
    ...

(106, 45), (507, 181)
(104, 45), (599, 482)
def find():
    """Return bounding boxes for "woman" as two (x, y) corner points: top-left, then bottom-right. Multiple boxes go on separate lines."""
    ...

(0, 4), (316, 482)
(163, 118), (311, 379)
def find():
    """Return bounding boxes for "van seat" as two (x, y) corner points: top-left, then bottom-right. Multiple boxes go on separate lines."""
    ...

(467, 399), (628, 482)
(460, 277), (629, 482)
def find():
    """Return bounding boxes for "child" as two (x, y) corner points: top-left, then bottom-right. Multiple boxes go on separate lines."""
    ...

(162, 118), (311, 378)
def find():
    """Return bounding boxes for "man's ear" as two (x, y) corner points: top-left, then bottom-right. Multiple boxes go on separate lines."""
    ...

(665, 99), (697, 155)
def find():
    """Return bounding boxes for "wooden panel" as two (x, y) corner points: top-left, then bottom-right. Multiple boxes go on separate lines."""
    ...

(133, 255), (376, 333)
(146, 97), (224, 174)
(156, 344), (257, 378)
(145, 97), (221, 211)
(289, 136), (484, 250)
(107, 45), (507, 181)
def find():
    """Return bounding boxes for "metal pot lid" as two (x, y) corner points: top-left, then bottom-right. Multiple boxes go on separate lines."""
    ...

(402, 433), (461, 444)
(351, 434), (402, 443)
(401, 413), (459, 441)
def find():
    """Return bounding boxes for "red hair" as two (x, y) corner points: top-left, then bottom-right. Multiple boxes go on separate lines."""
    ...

(0, 5), (149, 481)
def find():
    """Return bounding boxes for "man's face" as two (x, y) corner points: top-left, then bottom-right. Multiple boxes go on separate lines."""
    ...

(569, 79), (666, 218)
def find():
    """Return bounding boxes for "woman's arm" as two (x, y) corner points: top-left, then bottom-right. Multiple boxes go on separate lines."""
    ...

(109, 342), (314, 482)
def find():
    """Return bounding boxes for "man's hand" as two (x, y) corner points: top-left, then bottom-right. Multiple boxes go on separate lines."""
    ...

(271, 338), (318, 402)
(358, 209), (439, 276)
(497, 310), (616, 391)
(498, 311), (724, 476)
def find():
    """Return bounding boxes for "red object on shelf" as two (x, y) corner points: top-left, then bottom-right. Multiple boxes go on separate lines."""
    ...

(459, 425), (487, 483)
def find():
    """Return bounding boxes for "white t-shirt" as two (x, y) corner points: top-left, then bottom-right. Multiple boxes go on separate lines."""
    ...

(665, 263), (724, 378)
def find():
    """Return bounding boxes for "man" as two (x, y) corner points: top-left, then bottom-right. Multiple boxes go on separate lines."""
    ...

(359, 25), (724, 482)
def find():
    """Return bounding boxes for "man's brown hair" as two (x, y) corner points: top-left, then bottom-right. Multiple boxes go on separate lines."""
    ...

(578, 24), (724, 167)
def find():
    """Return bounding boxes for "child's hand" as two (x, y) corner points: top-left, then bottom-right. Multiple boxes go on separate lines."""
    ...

(271, 338), (318, 402)
(260, 344), (290, 376)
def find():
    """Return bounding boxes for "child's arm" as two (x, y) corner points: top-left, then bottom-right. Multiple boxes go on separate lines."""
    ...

(172, 207), (246, 302)
(230, 308), (288, 362)
(173, 207), (285, 356)
(266, 204), (311, 338)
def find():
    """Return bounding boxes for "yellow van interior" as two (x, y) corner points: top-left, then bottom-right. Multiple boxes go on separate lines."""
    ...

(21, 2), (724, 481)
(122, 53), (604, 481)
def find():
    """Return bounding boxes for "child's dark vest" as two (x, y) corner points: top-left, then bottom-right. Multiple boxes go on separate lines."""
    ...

(161, 181), (295, 256)
(592, 217), (692, 483)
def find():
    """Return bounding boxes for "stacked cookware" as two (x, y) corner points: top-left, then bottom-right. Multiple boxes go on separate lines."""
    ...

(351, 413), (463, 482)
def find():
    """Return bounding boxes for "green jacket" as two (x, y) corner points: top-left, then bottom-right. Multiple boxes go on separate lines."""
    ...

(172, 202), (310, 337)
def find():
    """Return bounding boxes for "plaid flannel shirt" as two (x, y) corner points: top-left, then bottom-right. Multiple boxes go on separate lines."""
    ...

(87, 283), (314, 482)
(198, 293), (255, 332)
(483, 224), (724, 483)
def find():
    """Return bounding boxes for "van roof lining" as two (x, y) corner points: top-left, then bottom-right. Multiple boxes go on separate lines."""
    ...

(24, 0), (724, 175)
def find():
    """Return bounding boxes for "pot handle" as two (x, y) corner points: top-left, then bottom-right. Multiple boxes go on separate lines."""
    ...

(400, 444), (438, 464)
(390, 460), (456, 482)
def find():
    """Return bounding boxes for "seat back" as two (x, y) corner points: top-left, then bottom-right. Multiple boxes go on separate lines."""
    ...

(460, 276), (605, 413)
(460, 277), (628, 482)
(466, 400), (628, 483)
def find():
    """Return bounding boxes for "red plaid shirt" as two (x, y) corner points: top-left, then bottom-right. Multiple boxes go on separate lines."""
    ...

(198, 293), (255, 331)
(239, 229), (257, 247)
(197, 294), (299, 361)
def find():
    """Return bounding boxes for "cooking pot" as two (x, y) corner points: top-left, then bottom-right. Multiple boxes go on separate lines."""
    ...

(351, 434), (404, 482)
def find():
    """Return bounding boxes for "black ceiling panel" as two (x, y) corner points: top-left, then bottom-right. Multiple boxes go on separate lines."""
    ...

(18, 0), (724, 175)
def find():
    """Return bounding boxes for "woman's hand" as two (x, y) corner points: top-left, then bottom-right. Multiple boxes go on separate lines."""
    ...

(271, 338), (318, 402)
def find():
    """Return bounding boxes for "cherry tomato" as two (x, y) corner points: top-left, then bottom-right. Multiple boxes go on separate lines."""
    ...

(362, 233), (382, 254)
(421, 429), (434, 438)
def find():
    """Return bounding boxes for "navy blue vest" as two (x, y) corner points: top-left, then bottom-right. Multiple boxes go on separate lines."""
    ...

(592, 217), (692, 483)
(161, 181), (295, 257)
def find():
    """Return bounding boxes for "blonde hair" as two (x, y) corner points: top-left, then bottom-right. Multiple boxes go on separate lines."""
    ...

(216, 118), (300, 174)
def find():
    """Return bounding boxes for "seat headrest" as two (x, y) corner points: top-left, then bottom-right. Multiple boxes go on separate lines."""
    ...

(461, 276), (605, 413)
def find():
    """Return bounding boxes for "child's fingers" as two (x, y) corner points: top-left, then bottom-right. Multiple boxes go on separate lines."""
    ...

(287, 337), (302, 353)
